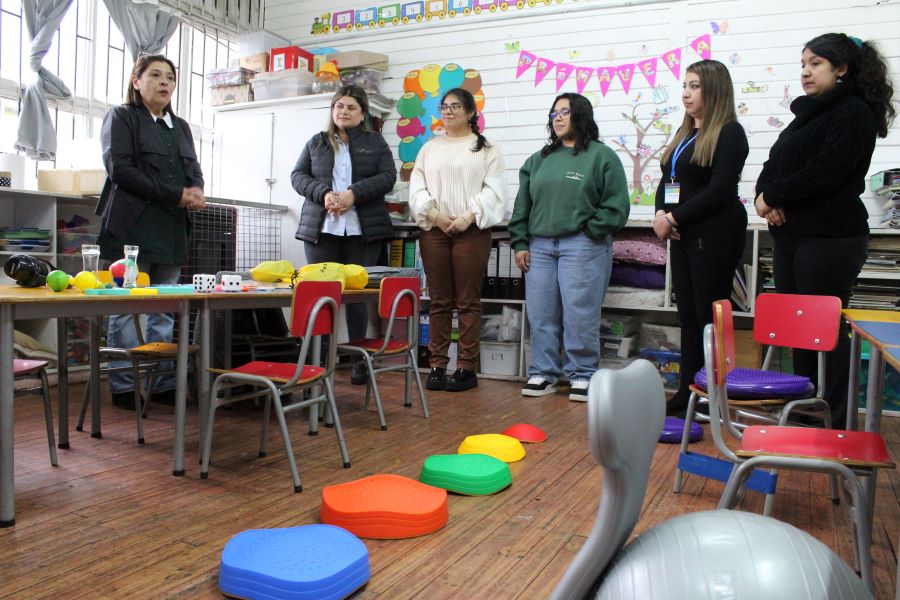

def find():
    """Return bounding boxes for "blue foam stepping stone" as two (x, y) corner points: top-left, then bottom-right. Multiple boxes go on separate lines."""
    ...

(660, 416), (703, 444)
(419, 454), (512, 495)
(219, 524), (369, 600)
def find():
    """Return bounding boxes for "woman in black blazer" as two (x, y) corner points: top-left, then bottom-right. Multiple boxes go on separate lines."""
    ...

(291, 84), (396, 385)
(95, 53), (205, 408)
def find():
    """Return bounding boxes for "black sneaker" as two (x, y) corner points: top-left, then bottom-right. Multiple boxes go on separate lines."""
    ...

(111, 391), (136, 410)
(426, 367), (446, 391)
(445, 369), (477, 392)
(350, 363), (368, 385)
(521, 376), (558, 397)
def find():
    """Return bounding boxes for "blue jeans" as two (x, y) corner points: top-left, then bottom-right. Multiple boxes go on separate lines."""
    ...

(525, 232), (612, 383)
(106, 263), (182, 393)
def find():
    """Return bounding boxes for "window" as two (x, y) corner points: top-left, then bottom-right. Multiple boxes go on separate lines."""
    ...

(0, 0), (236, 186)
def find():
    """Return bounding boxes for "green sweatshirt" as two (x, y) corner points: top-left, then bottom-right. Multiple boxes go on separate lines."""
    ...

(508, 141), (630, 252)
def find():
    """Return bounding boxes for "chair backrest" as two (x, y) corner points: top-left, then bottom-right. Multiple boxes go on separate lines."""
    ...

(550, 360), (665, 600)
(753, 293), (841, 351)
(712, 299), (736, 386)
(290, 280), (342, 338)
(705, 300), (745, 461)
(378, 277), (419, 319)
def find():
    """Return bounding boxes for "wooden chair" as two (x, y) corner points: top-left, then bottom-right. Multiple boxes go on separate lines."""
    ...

(201, 280), (350, 493)
(14, 359), (57, 466)
(705, 300), (894, 594)
(337, 277), (428, 431)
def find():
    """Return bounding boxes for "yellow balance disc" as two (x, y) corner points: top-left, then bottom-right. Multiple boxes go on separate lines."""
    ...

(457, 433), (526, 463)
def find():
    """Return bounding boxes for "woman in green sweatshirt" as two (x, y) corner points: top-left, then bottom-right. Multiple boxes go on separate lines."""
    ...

(509, 93), (629, 401)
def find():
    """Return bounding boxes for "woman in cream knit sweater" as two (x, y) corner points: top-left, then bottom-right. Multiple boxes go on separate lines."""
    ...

(409, 87), (506, 392)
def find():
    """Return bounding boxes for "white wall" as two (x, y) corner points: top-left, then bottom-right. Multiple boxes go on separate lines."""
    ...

(263, 0), (900, 221)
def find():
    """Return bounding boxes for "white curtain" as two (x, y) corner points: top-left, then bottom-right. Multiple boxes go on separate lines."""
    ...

(14, 0), (74, 161)
(103, 0), (180, 63)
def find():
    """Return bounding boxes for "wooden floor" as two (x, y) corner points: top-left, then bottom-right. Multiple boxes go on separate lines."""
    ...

(2, 372), (898, 599)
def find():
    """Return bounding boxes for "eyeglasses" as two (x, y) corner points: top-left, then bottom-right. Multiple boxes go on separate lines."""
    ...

(549, 108), (572, 120)
(439, 103), (464, 114)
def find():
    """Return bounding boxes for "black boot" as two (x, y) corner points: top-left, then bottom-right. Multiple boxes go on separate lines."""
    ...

(350, 363), (368, 385)
(445, 369), (477, 392)
(426, 367), (446, 391)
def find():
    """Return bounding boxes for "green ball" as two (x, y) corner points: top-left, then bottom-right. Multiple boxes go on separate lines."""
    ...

(46, 270), (70, 292)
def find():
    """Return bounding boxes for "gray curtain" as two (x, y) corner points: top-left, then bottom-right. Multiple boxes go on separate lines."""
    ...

(14, 0), (74, 161)
(103, 0), (180, 63)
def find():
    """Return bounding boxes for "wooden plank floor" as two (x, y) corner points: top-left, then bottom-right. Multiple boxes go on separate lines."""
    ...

(2, 372), (898, 599)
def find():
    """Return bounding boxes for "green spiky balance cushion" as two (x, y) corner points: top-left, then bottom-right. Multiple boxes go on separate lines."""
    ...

(419, 454), (512, 495)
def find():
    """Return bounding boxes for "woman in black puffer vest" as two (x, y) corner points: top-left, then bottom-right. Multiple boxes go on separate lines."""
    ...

(291, 85), (397, 384)
(755, 33), (895, 427)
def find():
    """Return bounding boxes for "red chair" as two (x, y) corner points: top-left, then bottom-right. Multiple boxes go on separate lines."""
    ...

(337, 277), (428, 430)
(14, 359), (57, 466)
(705, 300), (894, 594)
(200, 281), (350, 493)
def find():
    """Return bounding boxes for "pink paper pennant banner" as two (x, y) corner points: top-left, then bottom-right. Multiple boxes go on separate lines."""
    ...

(691, 34), (712, 60)
(637, 57), (658, 88)
(534, 58), (555, 86)
(661, 48), (682, 80)
(516, 50), (537, 79)
(575, 66), (594, 94)
(554, 63), (575, 92)
(596, 66), (615, 96)
(616, 63), (636, 95)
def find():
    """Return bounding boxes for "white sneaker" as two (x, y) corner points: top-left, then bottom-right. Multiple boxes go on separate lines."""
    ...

(522, 376), (558, 397)
(568, 379), (590, 402)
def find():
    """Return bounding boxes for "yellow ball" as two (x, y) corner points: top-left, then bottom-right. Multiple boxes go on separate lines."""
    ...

(72, 271), (98, 292)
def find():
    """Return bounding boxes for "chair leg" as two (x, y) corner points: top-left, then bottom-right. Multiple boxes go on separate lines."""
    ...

(365, 355), (387, 431)
(408, 349), (429, 418)
(259, 388), (272, 457)
(133, 362), (145, 445)
(673, 390), (699, 493)
(39, 370), (58, 467)
(200, 377), (224, 479)
(324, 377), (350, 468)
(76, 379), (89, 431)
(762, 481), (776, 516)
(269, 384), (303, 493)
(843, 472), (875, 594)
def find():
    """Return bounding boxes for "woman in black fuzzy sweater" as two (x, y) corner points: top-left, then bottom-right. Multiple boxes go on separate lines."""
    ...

(755, 33), (895, 427)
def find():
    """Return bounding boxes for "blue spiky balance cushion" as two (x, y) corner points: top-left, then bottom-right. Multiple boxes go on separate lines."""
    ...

(219, 524), (369, 600)
(419, 454), (512, 495)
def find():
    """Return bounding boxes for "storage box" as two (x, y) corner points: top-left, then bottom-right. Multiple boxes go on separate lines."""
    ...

(58, 228), (98, 253)
(600, 334), (637, 359)
(601, 312), (641, 338)
(210, 84), (252, 106)
(251, 69), (314, 101)
(205, 67), (255, 88)
(340, 67), (384, 93)
(639, 322), (681, 352)
(480, 341), (519, 376)
(734, 329), (762, 369)
(238, 52), (269, 73)
(37, 169), (106, 195)
(639, 349), (681, 389)
(269, 46), (314, 72)
(325, 50), (388, 71)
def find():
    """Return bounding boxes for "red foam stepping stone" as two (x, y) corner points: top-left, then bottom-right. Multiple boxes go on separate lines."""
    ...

(502, 423), (547, 443)
(321, 474), (448, 539)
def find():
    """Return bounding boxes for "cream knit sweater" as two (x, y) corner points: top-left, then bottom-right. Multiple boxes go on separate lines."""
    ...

(408, 133), (507, 230)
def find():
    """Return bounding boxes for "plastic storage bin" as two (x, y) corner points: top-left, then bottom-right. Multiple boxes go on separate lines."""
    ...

(340, 68), (384, 93)
(480, 341), (519, 376)
(205, 67), (255, 88)
(251, 69), (315, 100)
(639, 348), (681, 389)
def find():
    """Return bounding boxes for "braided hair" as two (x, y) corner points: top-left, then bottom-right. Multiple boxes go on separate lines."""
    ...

(440, 88), (490, 152)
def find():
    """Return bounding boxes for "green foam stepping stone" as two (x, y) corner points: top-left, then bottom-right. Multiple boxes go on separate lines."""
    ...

(419, 454), (512, 496)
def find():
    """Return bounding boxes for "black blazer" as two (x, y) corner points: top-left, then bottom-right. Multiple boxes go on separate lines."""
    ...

(95, 104), (203, 243)
(290, 125), (396, 244)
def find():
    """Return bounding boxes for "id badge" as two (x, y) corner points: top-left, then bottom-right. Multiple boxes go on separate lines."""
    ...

(664, 183), (680, 205)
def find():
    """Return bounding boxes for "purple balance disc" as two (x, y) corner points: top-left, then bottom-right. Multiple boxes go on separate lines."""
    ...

(660, 416), (703, 444)
(693, 367), (814, 399)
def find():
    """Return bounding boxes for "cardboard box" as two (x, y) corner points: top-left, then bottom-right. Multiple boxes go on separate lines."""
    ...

(734, 329), (762, 369)
(37, 169), (106, 195)
(210, 84), (252, 106)
(324, 50), (388, 71)
(480, 341), (519, 376)
(238, 52), (269, 73)
(269, 46), (314, 72)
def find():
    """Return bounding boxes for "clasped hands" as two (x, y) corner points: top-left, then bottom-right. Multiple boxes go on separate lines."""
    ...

(652, 210), (681, 241)
(434, 212), (472, 236)
(325, 189), (355, 216)
(754, 193), (786, 226)
(179, 186), (205, 210)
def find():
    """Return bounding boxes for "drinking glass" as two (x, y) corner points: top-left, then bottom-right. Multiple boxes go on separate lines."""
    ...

(123, 245), (139, 288)
(81, 244), (100, 280)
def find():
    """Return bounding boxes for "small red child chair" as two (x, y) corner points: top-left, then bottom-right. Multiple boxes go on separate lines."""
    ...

(200, 280), (350, 493)
(337, 277), (428, 430)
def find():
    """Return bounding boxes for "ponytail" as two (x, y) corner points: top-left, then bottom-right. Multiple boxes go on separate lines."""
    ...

(468, 111), (490, 152)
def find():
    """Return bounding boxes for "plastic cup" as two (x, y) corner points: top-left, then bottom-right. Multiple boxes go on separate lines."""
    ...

(81, 244), (100, 280)
(123, 245), (139, 288)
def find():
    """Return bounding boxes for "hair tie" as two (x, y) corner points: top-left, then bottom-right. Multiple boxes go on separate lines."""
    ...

(848, 35), (863, 48)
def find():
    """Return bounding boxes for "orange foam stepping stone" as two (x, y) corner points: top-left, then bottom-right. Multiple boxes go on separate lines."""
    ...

(321, 474), (448, 539)
(502, 423), (548, 443)
(458, 434), (526, 463)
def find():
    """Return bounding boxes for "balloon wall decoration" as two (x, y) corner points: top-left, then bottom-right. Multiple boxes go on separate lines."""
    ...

(396, 63), (486, 181)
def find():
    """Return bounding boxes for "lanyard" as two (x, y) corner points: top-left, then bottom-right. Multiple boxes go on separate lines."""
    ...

(670, 133), (697, 182)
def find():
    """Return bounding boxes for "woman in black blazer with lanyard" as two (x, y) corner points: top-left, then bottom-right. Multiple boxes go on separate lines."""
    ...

(95, 53), (205, 408)
(755, 33), (895, 427)
(653, 60), (749, 416)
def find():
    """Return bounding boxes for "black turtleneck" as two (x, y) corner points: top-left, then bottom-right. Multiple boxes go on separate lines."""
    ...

(755, 83), (876, 239)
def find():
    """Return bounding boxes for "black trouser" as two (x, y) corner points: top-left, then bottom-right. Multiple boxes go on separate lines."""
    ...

(773, 234), (868, 428)
(304, 233), (382, 341)
(669, 214), (747, 411)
